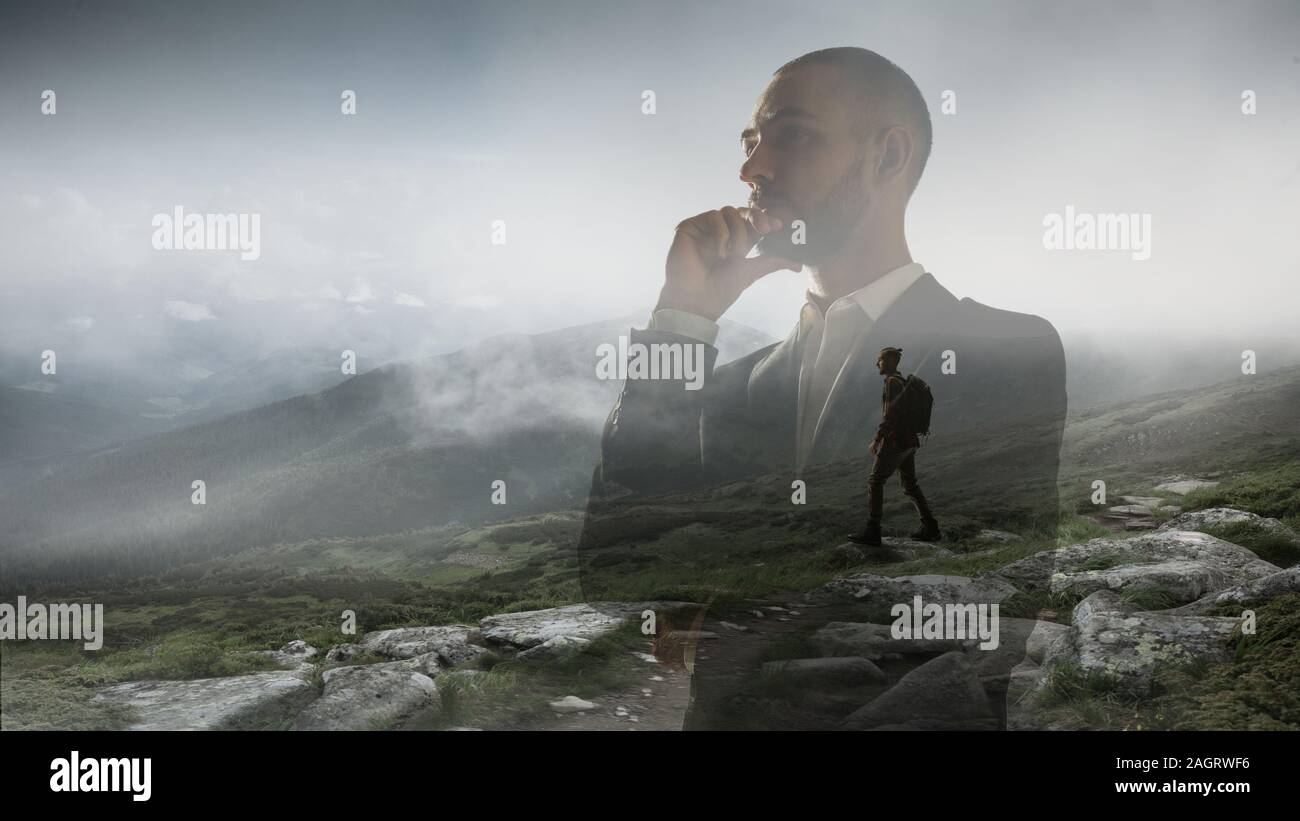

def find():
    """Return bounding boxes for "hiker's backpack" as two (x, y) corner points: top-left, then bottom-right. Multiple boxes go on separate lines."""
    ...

(897, 374), (935, 438)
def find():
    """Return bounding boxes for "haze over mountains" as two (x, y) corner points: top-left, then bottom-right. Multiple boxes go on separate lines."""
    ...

(2, 306), (1298, 588)
(0, 313), (772, 584)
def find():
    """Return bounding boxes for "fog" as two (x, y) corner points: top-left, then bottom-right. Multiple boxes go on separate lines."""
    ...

(2, 0), (1297, 404)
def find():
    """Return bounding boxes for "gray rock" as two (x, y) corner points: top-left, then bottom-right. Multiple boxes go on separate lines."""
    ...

(517, 635), (592, 662)
(1049, 559), (1236, 605)
(762, 656), (887, 686)
(479, 601), (694, 650)
(358, 624), (483, 667)
(325, 643), (361, 663)
(1168, 567), (1300, 615)
(1108, 504), (1154, 516)
(1154, 479), (1220, 496)
(997, 530), (1281, 588)
(966, 618), (1070, 683)
(91, 672), (317, 731)
(1041, 590), (1242, 691)
(250, 640), (318, 673)
(1071, 588), (1136, 620)
(843, 652), (997, 731)
(810, 574), (1018, 608)
(1158, 508), (1300, 545)
(390, 651), (444, 677)
(549, 695), (596, 713)
(295, 662), (438, 731)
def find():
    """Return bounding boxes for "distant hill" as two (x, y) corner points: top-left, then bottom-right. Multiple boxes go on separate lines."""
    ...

(0, 314), (774, 584)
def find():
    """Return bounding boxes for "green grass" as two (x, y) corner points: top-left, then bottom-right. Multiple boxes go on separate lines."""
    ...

(1145, 594), (1300, 730)
(1193, 521), (1300, 569)
(1182, 462), (1300, 522)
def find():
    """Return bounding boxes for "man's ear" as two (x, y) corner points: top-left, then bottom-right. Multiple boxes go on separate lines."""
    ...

(874, 125), (914, 185)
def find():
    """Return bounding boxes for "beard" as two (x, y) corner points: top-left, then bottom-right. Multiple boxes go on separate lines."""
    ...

(755, 149), (870, 265)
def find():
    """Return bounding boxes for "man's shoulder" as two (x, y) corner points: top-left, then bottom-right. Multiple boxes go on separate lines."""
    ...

(950, 295), (1060, 343)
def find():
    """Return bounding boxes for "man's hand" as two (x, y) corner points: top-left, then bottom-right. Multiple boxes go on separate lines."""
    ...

(655, 206), (800, 321)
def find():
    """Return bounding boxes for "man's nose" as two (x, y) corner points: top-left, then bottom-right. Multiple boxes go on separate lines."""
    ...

(739, 143), (774, 189)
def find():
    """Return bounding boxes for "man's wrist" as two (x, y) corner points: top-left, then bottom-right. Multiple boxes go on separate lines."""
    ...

(648, 307), (720, 346)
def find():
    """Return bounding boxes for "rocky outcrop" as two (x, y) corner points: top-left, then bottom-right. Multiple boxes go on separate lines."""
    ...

(998, 530), (1281, 589)
(1049, 559), (1236, 605)
(1039, 590), (1243, 692)
(518, 635), (592, 662)
(294, 661), (439, 731)
(1159, 508), (1300, 545)
(358, 624), (483, 666)
(91, 671), (317, 731)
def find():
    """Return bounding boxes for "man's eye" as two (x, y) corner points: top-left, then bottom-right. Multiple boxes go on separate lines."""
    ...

(778, 126), (809, 145)
(742, 140), (757, 156)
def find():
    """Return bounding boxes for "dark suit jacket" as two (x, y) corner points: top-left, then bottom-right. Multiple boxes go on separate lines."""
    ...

(592, 272), (1066, 506)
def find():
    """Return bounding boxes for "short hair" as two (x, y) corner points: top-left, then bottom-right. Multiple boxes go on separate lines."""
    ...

(774, 47), (933, 195)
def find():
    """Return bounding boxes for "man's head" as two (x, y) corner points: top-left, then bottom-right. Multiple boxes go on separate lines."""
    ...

(876, 346), (903, 375)
(743, 47), (932, 264)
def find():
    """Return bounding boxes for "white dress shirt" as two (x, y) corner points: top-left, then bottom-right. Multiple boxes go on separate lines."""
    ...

(648, 261), (926, 473)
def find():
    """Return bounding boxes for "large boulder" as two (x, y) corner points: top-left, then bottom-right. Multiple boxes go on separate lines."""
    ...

(1041, 590), (1242, 691)
(517, 635), (592, 662)
(843, 652), (997, 731)
(1159, 508), (1300, 545)
(1049, 559), (1236, 605)
(91, 671), (317, 731)
(997, 530), (1281, 588)
(294, 661), (438, 731)
(358, 624), (483, 666)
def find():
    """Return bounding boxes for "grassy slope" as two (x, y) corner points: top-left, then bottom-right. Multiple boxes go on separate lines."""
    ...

(4, 367), (1298, 730)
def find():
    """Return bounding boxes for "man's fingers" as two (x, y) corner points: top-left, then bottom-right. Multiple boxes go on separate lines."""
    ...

(735, 254), (800, 286)
(737, 206), (782, 236)
(718, 206), (756, 258)
(703, 210), (730, 260)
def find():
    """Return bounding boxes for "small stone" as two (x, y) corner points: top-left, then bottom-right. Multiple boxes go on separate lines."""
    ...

(549, 696), (596, 713)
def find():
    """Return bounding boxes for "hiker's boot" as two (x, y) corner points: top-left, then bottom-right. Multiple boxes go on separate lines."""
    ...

(910, 520), (942, 542)
(847, 521), (883, 546)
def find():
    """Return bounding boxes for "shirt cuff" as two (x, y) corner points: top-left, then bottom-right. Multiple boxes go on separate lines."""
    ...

(648, 308), (720, 346)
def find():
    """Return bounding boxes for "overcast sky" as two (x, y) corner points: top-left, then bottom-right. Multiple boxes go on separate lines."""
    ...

(2, 0), (1297, 369)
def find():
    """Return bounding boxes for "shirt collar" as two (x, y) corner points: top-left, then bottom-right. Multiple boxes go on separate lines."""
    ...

(803, 262), (926, 323)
